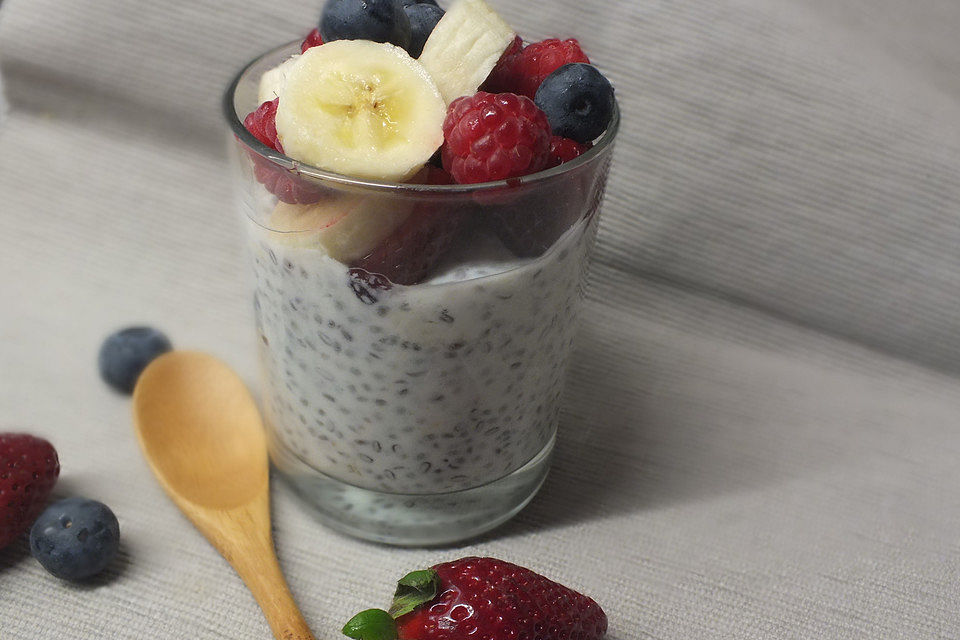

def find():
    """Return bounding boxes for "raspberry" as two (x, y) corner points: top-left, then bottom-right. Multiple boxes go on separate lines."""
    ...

(441, 92), (552, 184)
(0, 433), (60, 550)
(301, 28), (325, 53)
(484, 38), (589, 99)
(351, 166), (463, 285)
(480, 35), (523, 93)
(243, 98), (282, 151)
(243, 99), (325, 204)
(546, 136), (590, 168)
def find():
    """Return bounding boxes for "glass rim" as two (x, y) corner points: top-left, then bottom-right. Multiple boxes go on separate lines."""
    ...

(223, 40), (620, 195)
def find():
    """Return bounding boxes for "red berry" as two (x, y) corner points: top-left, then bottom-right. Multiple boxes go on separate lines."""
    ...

(0, 433), (60, 550)
(547, 136), (590, 168)
(484, 38), (589, 99)
(422, 165), (454, 185)
(243, 98), (282, 151)
(301, 28), (325, 53)
(482, 137), (593, 256)
(441, 92), (552, 184)
(481, 35), (523, 93)
(243, 99), (326, 204)
(351, 177), (464, 286)
(392, 557), (607, 640)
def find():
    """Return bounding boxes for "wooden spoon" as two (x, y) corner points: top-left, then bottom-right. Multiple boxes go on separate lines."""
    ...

(132, 351), (316, 640)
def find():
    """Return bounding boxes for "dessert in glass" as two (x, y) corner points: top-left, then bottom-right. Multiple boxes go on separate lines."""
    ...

(224, 0), (618, 545)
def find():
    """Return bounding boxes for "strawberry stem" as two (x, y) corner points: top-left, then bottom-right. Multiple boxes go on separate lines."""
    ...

(388, 569), (441, 617)
(342, 609), (398, 640)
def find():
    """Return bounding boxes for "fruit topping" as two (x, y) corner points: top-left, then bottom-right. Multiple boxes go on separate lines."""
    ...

(244, 99), (328, 204)
(417, 0), (516, 104)
(351, 194), (464, 285)
(534, 62), (615, 144)
(321, 0), (412, 50)
(484, 37), (589, 99)
(258, 55), (300, 104)
(268, 195), (412, 263)
(546, 135), (590, 168)
(244, 98), (282, 150)
(479, 34), (523, 93)
(404, 3), (445, 58)
(301, 28), (325, 53)
(275, 40), (446, 182)
(441, 91), (551, 184)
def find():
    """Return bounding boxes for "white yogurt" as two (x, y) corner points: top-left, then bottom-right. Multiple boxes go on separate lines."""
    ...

(247, 213), (594, 494)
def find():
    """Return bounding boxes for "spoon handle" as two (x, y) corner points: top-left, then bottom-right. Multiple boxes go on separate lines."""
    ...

(233, 542), (317, 640)
(190, 496), (317, 640)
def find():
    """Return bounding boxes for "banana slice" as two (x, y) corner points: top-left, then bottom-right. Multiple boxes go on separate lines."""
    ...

(417, 0), (516, 104)
(274, 41), (446, 182)
(258, 54), (300, 104)
(267, 195), (412, 263)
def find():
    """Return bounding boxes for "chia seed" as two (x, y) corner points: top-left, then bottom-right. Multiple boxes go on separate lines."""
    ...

(248, 215), (591, 494)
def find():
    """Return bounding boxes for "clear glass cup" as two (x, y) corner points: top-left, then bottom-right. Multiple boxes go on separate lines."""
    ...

(224, 42), (618, 546)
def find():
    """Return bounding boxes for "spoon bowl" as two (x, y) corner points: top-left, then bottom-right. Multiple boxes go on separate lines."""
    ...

(133, 350), (315, 640)
(135, 351), (267, 509)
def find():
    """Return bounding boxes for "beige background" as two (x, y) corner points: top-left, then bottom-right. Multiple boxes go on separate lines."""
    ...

(2, 0), (960, 637)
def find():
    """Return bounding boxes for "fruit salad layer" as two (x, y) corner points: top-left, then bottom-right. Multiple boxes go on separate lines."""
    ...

(238, 0), (616, 494)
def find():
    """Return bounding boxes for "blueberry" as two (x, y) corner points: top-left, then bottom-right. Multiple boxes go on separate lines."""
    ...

(534, 63), (615, 144)
(398, 0), (439, 8)
(98, 326), (172, 394)
(320, 0), (412, 50)
(404, 3), (444, 57)
(30, 498), (120, 581)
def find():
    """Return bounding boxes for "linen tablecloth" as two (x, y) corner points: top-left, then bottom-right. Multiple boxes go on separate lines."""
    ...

(2, 0), (960, 637)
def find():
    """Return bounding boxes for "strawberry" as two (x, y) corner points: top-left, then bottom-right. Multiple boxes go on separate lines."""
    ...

(349, 167), (465, 286)
(0, 433), (60, 550)
(343, 557), (608, 640)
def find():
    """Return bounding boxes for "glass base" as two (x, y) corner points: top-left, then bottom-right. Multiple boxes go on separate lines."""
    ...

(273, 433), (555, 546)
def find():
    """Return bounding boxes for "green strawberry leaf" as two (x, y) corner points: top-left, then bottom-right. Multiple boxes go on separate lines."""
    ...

(342, 609), (398, 640)
(388, 569), (441, 618)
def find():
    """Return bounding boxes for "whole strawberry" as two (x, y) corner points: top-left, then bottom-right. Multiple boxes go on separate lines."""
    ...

(0, 433), (60, 549)
(343, 557), (607, 640)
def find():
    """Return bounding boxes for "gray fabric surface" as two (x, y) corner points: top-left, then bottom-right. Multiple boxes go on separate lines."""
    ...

(4, 0), (960, 371)
(2, 0), (960, 638)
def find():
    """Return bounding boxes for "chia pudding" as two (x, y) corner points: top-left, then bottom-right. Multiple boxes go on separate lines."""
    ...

(249, 209), (595, 496)
(225, 0), (618, 543)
